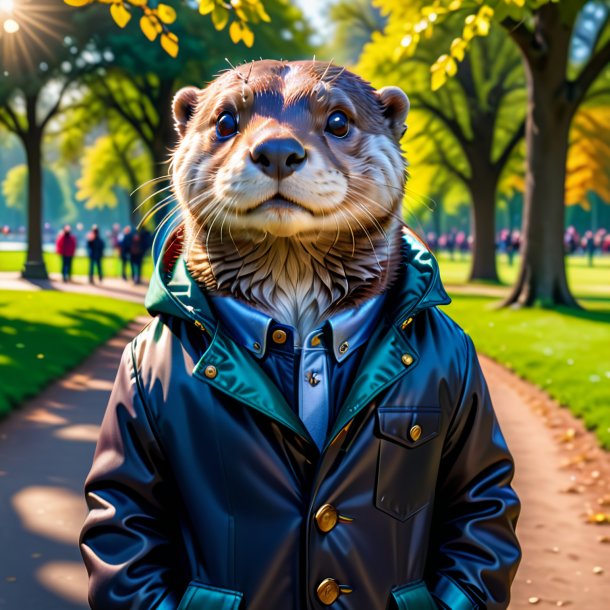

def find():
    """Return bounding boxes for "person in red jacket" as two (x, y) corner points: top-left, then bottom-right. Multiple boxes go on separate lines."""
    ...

(55, 224), (77, 282)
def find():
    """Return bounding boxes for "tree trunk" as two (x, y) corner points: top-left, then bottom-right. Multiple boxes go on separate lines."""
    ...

(503, 6), (579, 308)
(22, 94), (48, 280)
(467, 172), (500, 282)
(150, 78), (177, 228)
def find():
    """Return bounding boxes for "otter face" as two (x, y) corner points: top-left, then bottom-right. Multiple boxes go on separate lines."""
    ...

(171, 60), (409, 239)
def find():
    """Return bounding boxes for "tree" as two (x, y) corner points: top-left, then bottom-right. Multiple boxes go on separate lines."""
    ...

(360, 22), (526, 281)
(0, 1), (89, 278)
(65, 0), (272, 55)
(76, 0), (312, 227)
(378, 0), (610, 307)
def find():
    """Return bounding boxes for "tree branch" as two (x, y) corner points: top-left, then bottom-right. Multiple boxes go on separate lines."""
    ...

(0, 103), (23, 137)
(494, 119), (525, 171)
(409, 94), (472, 153)
(501, 16), (535, 62)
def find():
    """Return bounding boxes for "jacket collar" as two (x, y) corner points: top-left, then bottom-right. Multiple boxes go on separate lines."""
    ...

(208, 292), (385, 361)
(145, 226), (451, 449)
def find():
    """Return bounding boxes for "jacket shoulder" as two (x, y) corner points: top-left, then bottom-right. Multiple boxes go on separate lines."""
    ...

(130, 315), (207, 387)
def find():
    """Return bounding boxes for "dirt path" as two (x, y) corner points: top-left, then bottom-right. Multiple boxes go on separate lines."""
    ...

(1, 321), (609, 608)
(481, 355), (610, 609)
(0, 319), (147, 609)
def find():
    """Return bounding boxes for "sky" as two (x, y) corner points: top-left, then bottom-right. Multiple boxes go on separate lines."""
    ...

(294, 0), (333, 42)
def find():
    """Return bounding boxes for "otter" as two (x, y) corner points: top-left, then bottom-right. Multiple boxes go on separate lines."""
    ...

(82, 60), (521, 610)
(170, 59), (410, 342)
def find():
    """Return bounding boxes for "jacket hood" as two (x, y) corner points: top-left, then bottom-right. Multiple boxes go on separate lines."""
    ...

(144, 225), (451, 332)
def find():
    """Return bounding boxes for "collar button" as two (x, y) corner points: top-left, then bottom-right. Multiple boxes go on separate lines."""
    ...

(272, 329), (287, 344)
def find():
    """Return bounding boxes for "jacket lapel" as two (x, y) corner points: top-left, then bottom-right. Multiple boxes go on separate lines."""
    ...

(193, 327), (313, 444)
(325, 322), (419, 450)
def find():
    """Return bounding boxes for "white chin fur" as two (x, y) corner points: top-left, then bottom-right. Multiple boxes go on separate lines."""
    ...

(230, 208), (322, 237)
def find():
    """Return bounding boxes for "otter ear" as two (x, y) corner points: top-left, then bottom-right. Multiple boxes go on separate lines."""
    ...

(377, 86), (410, 141)
(172, 87), (200, 137)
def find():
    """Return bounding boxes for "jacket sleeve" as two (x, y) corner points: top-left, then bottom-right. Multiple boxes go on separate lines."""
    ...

(425, 333), (521, 610)
(80, 342), (187, 610)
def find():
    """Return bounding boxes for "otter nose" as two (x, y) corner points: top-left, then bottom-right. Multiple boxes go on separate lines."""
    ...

(250, 137), (307, 179)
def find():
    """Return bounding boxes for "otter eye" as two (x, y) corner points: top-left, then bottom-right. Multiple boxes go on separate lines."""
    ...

(325, 111), (349, 138)
(216, 112), (238, 139)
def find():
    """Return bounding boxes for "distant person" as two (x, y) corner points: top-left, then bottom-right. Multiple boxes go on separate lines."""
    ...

(446, 228), (456, 260)
(503, 229), (515, 265)
(87, 225), (105, 284)
(130, 229), (147, 285)
(55, 225), (77, 282)
(118, 226), (132, 281)
(583, 231), (595, 267)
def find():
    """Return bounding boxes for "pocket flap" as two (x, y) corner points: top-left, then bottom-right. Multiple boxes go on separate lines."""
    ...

(391, 580), (437, 609)
(177, 581), (243, 610)
(377, 407), (440, 448)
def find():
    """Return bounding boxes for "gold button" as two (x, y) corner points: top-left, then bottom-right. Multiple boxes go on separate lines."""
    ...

(401, 353), (414, 366)
(311, 334), (322, 347)
(338, 341), (349, 354)
(401, 316), (413, 330)
(204, 365), (217, 379)
(315, 504), (338, 533)
(410, 424), (422, 441)
(316, 578), (341, 605)
(272, 329), (287, 344)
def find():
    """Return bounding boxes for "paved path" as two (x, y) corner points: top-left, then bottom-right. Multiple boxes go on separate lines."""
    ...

(1, 324), (609, 608)
(0, 272), (147, 304)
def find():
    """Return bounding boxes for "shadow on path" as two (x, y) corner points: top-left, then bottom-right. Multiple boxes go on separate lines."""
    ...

(0, 319), (146, 609)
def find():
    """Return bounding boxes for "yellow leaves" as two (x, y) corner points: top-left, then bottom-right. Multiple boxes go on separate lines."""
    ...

(64, 0), (94, 6)
(157, 4), (176, 25)
(161, 32), (179, 58)
(430, 54), (457, 91)
(212, 5), (229, 30)
(110, 2), (131, 28)
(140, 14), (161, 41)
(229, 21), (254, 47)
(566, 105), (610, 208)
(450, 38), (467, 61)
(463, 6), (494, 41)
(199, 0), (215, 15)
(67, 0), (268, 56)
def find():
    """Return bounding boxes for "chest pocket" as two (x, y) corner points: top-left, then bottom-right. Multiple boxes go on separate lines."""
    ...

(375, 406), (442, 521)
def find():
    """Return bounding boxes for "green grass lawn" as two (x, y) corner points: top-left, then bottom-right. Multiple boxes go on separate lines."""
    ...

(438, 254), (610, 448)
(437, 252), (610, 300)
(0, 290), (145, 416)
(0, 251), (153, 280)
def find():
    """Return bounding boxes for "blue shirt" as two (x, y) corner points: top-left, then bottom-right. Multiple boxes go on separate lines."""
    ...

(209, 294), (386, 450)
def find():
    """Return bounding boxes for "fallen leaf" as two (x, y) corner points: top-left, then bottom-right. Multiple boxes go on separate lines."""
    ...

(586, 512), (610, 524)
(558, 428), (576, 442)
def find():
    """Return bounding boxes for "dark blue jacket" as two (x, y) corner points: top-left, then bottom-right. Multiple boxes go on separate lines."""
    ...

(80, 229), (520, 610)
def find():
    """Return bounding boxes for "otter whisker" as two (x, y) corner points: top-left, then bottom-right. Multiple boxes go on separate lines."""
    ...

(131, 173), (170, 196)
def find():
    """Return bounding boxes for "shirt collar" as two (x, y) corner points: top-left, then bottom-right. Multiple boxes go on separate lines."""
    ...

(209, 293), (386, 362)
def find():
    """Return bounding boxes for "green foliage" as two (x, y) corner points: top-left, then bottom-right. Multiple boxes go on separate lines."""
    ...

(0, 290), (145, 415)
(76, 133), (149, 209)
(359, 15), (525, 212)
(1, 164), (68, 221)
(372, 0), (607, 89)
(64, 0), (273, 56)
(2, 164), (27, 210)
(442, 287), (610, 448)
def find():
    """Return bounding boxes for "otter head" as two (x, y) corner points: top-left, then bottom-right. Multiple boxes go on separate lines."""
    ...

(170, 60), (409, 335)
(172, 60), (408, 240)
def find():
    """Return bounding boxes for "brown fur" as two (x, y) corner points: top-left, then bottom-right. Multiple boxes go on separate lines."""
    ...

(170, 60), (409, 342)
